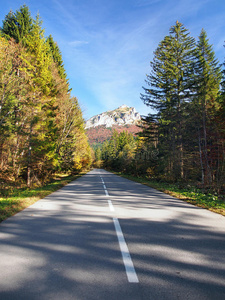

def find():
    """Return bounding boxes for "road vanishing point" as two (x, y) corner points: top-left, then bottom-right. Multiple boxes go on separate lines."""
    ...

(0, 169), (225, 300)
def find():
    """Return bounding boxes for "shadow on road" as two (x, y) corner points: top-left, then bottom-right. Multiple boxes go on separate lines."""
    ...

(0, 169), (225, 299)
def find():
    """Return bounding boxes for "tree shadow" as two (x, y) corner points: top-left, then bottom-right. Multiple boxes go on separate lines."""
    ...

(0, 169), (224, 299)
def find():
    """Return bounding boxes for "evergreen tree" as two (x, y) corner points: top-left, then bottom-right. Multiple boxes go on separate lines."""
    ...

(101, 130), (136, 172)
(141, 21), (198, 181)
(46, 35), (67, 79)
(19, 15), (58, 185)
(193, 29), (222, 185)
(1, 5), (33, 44)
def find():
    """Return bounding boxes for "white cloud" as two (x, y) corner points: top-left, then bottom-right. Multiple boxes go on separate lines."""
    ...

(46, 0), (225, 118)
(68, 40), (89, 47)
(1, 0), (224, 120)
(135, 0), (162, 7)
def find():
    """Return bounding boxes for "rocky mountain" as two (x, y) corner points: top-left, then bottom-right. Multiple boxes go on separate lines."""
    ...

(85, 105), (142, 145)
(85, 105), (141, 129)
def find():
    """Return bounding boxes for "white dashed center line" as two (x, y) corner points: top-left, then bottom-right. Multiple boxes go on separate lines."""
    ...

(100, 176), (113, 208)
(113, 218), (139, 283)
(100, 173), (139, 283)
(107, 199), (114, 211)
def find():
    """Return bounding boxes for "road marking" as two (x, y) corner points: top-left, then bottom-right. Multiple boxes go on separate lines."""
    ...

(108, 200), (114, 211)
(113, 218), (139, 283)
(100, 175), (115, 212)
(100, 175), (137, 282)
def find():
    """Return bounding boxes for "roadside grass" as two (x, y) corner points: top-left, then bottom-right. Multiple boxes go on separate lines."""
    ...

(115, 172), (225, 216)
(0, 172), (86, 223)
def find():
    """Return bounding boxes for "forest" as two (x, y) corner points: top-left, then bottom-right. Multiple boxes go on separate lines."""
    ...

(0, 5), (92, 189)
(96, 21), (225, 195)
(1, 5), (225, 198)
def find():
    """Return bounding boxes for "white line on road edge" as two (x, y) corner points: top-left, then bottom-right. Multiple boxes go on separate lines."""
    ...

(105, 189), (109, 196)
(113, 218), (139, 283)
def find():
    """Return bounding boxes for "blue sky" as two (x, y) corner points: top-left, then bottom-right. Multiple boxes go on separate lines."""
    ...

(1, 0), (225, 120)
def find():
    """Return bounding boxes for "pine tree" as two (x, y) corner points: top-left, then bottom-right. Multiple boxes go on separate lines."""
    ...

(194, 29), (222, 186)
(19, 15), (58, 185)
(1, 5), (33, 44)
(141, 21), (198, 181)
(46, 35), (67, 79)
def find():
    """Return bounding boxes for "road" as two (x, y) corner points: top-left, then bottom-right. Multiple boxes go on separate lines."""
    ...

(0, 169), (225, 299)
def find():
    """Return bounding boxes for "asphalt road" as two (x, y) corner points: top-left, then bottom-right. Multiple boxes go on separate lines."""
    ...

(0, 169), (225, 300)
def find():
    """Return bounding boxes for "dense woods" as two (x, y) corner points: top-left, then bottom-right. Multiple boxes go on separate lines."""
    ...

(0, 5), (92, 188)
(97, 21), (225, 193)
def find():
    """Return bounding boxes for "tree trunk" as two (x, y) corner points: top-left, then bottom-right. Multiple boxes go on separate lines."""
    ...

(198, 129), (204, 185)
(27, 123), (32, 188)
(202, 99), (212, 185)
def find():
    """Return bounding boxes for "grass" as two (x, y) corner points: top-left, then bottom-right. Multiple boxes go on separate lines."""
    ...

(115, 172), (225, 216)
(0, 172), (86, 223)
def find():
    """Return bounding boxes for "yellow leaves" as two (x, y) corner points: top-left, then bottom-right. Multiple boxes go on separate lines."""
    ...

(18, 21), (54, 97)
(0, 36), (8, 55)
(73, 131), (93, 171)
(0, 6), (93, 187)
(73, 157), (83, 170)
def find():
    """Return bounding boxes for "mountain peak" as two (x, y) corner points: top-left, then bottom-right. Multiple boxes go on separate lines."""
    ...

(119, 104), (129, 109)
(85, 105), (141, 129)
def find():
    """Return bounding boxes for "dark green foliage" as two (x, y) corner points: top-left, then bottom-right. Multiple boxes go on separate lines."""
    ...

(140, 21), (224, 192)
(141, 21), (199, 181)
(192, 29), (222, 186)
(46, 35), (67, 79)
(1, 5), (33, 44)
(101, 130), (136, 171)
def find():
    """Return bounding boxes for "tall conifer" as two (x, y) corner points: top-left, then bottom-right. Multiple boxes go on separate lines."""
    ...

(194, 29), (222, 185)
(46, 35), (67, 79)
(141, 21), (198, 180)
(1, 5), (33, 44)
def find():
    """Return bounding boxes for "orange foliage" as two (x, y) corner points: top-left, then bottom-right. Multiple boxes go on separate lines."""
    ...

(86, 125), (142, 145)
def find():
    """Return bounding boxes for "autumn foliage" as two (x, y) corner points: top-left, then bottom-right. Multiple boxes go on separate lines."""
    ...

(86, 124), (142, 145)
(0, 5), (92, 188)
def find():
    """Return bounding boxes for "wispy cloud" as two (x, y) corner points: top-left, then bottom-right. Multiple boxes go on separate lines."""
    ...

(28, 0), (225, 118)
(1, 0), (224, 120)
(135, 0), (162, 7)
(68, 40), (89, 48)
